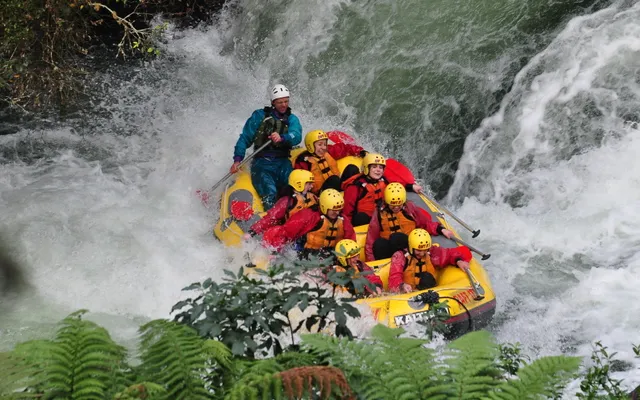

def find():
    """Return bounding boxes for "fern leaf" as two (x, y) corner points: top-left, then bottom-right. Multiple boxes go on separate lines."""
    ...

(0, 352), (46, 399)
(274, 350), (322, 370)
(484, 355), (581, 400)
(370, 324), (406, 342)
(138, 319), (214, 400)
(203, 339), (234, 371)
(224, 359), (284, 400)
(5, 312), (131, 399)
(301, 330), (424, 399)
(437, 330), (501, 398)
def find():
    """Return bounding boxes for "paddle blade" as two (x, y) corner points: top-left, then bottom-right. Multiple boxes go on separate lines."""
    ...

(195, 189), (210, 206)
(230, 200), (254, 221)
(326, 130), (359, 146)
(385, 158), (415, 186)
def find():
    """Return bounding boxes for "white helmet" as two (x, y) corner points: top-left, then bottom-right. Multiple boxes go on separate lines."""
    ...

(270, 84), (290, 101)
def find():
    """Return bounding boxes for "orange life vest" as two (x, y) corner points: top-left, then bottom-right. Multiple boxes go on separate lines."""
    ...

(336, 260), (372, 296)
(302, 152), (340, 194)
(335, 260), (367, 277)
(304, 216), (345, 250)
(402, 254), (437, 290)
(343, 175), (387, 216)
(286, 192), (318, 219)
(377, 206), (416, 239)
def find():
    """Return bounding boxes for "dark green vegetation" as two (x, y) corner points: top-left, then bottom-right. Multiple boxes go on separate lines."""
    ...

(1, 262), (639, 399)
(0, 0), (225, 111)
(0, 235), (27, 297)
(171, 264), (369, 358)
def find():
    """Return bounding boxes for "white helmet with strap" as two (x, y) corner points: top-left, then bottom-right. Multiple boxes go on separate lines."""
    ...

(271, 84), (290, 101)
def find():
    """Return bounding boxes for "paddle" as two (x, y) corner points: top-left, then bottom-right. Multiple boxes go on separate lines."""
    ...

(385, 159), (481, 238)
(450, 236), (491, 260)
(326, 130), (358, 145)
(464, 268), (485, 301)
(196, 140), (273, 206)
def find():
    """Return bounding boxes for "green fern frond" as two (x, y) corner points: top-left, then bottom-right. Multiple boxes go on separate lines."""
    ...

(437, 330), (501, 398)
(368, 326), (439, 399)
(203, 339), (234, 371)
(302, 330), (432, 399)
(484, 355), (581, 400)
(224, 359), (284, 400)
(138, 319), (215, 400)
(234, 359), (285, 381)
(370, 324), (406, 342)
(0, 351), (44, 399)
(274, 350), (322, 370)
(5, 311), (130, 400)
(446, 330), (500, 375)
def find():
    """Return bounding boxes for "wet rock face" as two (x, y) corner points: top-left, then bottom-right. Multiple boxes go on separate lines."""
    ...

(0, 245), (26, 296)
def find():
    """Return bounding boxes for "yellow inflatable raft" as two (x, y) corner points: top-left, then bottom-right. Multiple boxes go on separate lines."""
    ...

(212, 148), (496, 337)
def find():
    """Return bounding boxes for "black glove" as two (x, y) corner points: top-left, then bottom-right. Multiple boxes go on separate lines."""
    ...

(358, 150), (368, 158)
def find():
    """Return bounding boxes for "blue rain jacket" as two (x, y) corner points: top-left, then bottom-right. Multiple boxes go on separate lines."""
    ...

(233, 107), (302, 209)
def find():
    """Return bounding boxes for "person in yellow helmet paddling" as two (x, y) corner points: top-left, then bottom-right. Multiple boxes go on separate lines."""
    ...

(293, 130), (365, 194)
(245, 169), (319, 238)
(342, 153), (423, 226)
(333, 239), (383, 297)
(262, 189), (355, 260)
(388, 229), (472, 293)
(365, 183), (453, 261)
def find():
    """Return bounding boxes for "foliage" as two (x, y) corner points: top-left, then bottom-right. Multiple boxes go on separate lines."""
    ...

(112, 382), (166, 400)
(416, 300), (452, 340)
(171, 262), (366, 358)
(1, 309), (129, 399)
(301, 325), (582, 400)
(487, 356), (581, 399)
(0, 0), (225, 110)
(575, 341), (631, 400)
(137, 319), (231, 399)
(497, 342), (530, 377)
(0, 311), (236, 400)
(278, 366), (354, 400)
(2, 308), (640, 400)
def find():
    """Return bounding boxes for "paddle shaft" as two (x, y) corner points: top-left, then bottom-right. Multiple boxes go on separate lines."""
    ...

(207, 140), (273, 193)
(464, 268), (485, 300)
(450, 236), (491, 260)
(419, 192), (481, 238)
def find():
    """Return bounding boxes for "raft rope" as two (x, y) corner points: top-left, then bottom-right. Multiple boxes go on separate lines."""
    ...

(411, 290), (474, 333)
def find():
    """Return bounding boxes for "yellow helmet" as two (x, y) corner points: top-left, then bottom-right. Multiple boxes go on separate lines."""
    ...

(288, 169), (315, 192)
(384, 182), (406, 206)
(319, 189), (344, 215)
(304, 130), (329, 153)
(334, 239), (360, 266)
(363, 153), (386, 175)
(408, 228), (432, 254)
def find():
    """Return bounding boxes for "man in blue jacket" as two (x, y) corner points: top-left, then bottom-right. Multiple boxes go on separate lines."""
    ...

(229, 84), (303, 209)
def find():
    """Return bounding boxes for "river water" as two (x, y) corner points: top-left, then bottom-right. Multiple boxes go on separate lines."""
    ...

(1, 0), (639, 396)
